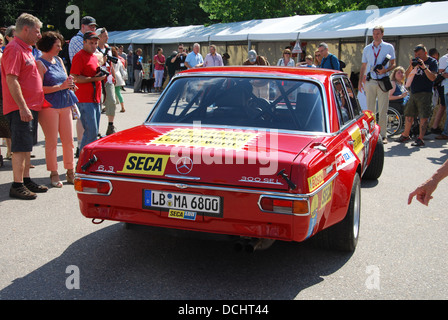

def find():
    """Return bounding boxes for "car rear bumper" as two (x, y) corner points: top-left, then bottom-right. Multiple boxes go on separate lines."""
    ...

(75, 173), (337, 243)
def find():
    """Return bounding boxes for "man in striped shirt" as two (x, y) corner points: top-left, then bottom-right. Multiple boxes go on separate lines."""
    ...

(68, 16), (97, 63)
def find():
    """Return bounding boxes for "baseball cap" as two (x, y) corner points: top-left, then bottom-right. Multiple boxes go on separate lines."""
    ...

(81, 16), (97, 26)
(83, 31), (99, 41)
(248, 50), (257, 63)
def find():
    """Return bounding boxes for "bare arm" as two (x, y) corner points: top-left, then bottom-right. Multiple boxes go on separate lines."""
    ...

(70, 73), (106, 84)
(408, 159), (448, 205)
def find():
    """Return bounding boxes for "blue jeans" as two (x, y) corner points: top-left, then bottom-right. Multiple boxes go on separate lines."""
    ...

(78, 102), (101, 150)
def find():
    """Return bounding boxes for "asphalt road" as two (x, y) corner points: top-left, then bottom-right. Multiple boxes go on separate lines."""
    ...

(0, 87), (447, 301)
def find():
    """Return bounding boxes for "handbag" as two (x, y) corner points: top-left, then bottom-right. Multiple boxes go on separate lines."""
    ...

(120, 64), (128, 81)
(378, 76), (393, 92)
(71, 104), (80, 120)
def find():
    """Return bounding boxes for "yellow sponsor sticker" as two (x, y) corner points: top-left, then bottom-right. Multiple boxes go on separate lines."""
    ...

(350, 127), (364, 155)
(307, 169), (324, 192)
(150, 128), (258, 150)
(168, 209), (197, 221)
(320, 181), (333, 209)
(117, 153), (170, 176)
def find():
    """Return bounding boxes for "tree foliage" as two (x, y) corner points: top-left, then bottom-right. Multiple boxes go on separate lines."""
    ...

(1, 0), (432, 39)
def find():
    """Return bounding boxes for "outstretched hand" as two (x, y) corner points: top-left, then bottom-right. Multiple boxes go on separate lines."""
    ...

(408, 180), (437, 206)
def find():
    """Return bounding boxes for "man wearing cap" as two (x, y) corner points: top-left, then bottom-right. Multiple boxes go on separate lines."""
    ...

(68, 16), (97, 157)
(243, 50), (269, 66)
(359, 26), (396, 144)
(68, 16), (97, 62)
(70, 31), (107, 151)
(396, 44), (438, 147)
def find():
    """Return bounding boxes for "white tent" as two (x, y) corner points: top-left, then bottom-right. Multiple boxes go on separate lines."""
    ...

(107, 1), (448, 45)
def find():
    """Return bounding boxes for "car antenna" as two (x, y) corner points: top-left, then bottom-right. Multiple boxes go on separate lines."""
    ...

(277, 169), (296, 190)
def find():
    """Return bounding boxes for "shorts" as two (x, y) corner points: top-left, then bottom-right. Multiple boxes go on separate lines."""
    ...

(404, 92), (433, 119)
(6, 109), (38, 153)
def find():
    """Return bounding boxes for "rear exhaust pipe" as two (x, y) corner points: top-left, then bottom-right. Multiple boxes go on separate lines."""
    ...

(245, 238), (276, 253)
(234, 238), (250, 252)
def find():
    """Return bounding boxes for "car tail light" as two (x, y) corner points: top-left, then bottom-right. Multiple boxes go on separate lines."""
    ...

(259, 196), (309, 215)
(74, 178), (112, 195)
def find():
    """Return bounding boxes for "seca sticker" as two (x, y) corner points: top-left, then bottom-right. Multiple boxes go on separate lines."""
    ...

(149, 128), (258, 150)
(320, 181), (333, 209)
(118, 153), (170, 176)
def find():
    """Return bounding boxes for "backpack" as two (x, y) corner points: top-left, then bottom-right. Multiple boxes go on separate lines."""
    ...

(329, 54), (345, 71)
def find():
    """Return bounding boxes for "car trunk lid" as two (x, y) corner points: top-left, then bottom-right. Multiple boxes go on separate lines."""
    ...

(80, 125), (317, 191)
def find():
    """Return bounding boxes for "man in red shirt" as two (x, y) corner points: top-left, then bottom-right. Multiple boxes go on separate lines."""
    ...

(1, 13), (48, 200)
(70, 31), (106, 151)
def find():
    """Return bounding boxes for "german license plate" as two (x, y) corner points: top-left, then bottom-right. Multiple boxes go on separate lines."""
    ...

(143, 190), (222, 217)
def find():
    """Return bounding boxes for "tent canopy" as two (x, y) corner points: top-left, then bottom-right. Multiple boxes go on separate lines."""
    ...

(107, 1), (448, 45)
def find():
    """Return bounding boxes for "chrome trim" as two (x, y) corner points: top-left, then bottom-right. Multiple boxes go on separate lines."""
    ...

(165, 174), (201, 180)
(75, 171), (338, 202)
(74, 177), (113, 196)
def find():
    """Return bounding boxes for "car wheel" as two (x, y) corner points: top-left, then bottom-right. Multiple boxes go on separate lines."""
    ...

(363, 136), (384, 180)
(312, 173), (361, 252)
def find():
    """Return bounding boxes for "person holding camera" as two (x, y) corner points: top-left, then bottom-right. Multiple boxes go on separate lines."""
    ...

(70, 31), (107, 151)
(396, 45), (438, 147)
(96, 28), (117, 135)
(359, 26), (396, 144)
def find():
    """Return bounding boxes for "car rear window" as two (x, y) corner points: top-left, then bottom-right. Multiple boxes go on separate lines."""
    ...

(148, 77), (326, 132)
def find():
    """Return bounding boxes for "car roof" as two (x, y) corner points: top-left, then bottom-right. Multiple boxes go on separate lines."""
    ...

(179, 66), (344, 83)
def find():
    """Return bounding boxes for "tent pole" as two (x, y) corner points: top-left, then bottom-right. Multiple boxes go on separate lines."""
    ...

(364, 28), (370, 46)
(151, 43), (155, 80)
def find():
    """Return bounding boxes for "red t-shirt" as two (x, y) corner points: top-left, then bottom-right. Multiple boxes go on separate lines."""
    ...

(154, 54), (165, 71)
(1, 37), (44, 115)
(70, 49), (101, 103)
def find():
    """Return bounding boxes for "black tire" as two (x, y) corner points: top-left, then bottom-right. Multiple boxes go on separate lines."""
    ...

(312, 173), (361, 252)
(363, 136), (384, 180)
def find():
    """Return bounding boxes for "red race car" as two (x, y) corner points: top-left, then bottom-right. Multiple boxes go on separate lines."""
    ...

(75, 66), (384, 252)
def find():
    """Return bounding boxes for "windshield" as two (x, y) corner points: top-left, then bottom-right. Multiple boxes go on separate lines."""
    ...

(148, 76), (326, 132)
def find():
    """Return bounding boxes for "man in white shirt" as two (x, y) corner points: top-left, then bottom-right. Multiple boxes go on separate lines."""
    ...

(359, 26), (396, 143)
(203, 45), (223, 67)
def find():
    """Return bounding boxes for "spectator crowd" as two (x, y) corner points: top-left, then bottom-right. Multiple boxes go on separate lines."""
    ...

(1, 13), (448, 201)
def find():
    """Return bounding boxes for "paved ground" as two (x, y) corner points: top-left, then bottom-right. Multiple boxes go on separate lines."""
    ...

(0, 86), (447, 301)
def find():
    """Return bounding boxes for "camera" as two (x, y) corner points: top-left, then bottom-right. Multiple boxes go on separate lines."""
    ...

(97, 66), (110, 77)
(412, 58), (423, 67)
(373, 54), (391, 73)
(106, 55), (118, 64)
